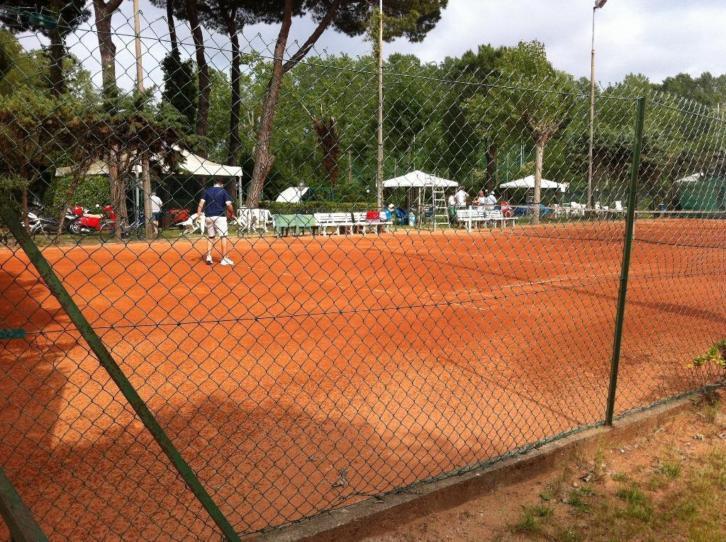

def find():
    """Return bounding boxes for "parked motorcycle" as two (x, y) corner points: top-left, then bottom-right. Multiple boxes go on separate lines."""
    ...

(66, 204), (116, 236)
(27, 210), (60, 240)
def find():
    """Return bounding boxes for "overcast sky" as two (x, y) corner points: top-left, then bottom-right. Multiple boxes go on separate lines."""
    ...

(15, 0), (726, 90)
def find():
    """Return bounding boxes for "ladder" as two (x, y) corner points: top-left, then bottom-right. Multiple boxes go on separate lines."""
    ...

(430, 186), (450, 230)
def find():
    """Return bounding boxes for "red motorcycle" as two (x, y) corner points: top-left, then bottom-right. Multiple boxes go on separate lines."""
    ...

(67, 204), (116, 235)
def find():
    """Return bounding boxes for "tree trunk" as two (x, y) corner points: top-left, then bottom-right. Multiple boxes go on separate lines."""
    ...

(109, 151), (127, 240)
(185, 0), (209, 151)
(166, 0), (179, 60)
(226, 15), (241, 167)
(246, 0), (293, 208)
(533, 140), (544, 226)
(93, 1), (119, 99)
(93, 0), (125, 238)
(486, 142), (497, 191)
(47, 27), (65, 96)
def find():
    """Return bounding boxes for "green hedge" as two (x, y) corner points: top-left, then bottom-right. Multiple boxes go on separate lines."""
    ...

(44, 175), (111, 215)
(259, 200), (378, 214)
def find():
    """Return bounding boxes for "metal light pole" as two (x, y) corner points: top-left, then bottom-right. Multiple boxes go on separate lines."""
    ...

(134, 0), (154, 237)
(588, 0), (607, 210)
(376, 0), (384, 209)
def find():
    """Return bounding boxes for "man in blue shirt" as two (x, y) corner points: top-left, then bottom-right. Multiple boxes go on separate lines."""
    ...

(197, 180), (234, 266)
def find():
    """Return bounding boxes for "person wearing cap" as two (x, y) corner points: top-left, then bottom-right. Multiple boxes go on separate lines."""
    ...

(485, 191), (498, 209)
(386, 203), (395, 222)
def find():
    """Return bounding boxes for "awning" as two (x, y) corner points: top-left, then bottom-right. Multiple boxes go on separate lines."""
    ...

(383, 170), (458, 189)
(55, 148), (243, 178)
(276, 186), (310, 203)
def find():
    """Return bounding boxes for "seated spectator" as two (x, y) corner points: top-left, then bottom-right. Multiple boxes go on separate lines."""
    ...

(485, 191), (498, 208)
(477, 190), (487, 206)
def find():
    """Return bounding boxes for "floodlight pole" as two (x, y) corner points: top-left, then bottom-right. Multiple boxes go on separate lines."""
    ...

(134, 0), (154, 237)
(587, 0), (607, 210)
(376, 0), (384, 209)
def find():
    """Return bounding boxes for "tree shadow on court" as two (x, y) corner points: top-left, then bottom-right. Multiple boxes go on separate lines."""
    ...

(4, 390), (505, 538)
(0, 266), (74, 538)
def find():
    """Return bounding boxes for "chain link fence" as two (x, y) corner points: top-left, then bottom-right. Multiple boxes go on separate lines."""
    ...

(0, 7), (724, 540)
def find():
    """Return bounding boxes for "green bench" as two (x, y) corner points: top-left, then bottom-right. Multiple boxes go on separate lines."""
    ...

(273, 214), (317, 237)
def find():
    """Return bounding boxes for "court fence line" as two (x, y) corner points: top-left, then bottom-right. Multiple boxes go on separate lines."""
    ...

(0, 13), (724, 539)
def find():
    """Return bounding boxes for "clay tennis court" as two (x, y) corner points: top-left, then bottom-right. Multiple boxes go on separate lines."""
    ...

(0, 219), (723, 539)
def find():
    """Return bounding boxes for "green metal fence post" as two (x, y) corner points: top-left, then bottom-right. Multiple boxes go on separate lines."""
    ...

(0, 467), (48, 542)
(605, 96), (646, 425)
(0, 202), (240, 541)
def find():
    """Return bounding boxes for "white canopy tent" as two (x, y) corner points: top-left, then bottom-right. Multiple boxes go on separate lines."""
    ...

(674, 172), (704, 184)
(500, 175), (569, 193)
(383, 170), (458, 189)
(276, 186), (310, 203)
(56, 149), (245, 213)
(383, 170), (458, 229)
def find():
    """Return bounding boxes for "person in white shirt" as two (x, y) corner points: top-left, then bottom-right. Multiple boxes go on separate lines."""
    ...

(485, 191), (498, 208)
(150, 191), (163, 234)
(454, 187), (468, 208)
(447, 193), (456, 222)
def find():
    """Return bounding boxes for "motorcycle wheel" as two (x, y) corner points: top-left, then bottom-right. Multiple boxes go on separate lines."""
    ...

(69, 221), (82, 235)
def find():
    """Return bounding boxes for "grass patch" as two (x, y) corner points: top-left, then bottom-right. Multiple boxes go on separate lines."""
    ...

(658, 460), (681, 479)
(611, 471), (631, 483)
(565, 487), (593, 513)
(553, 526), (583, 542)
(616, 486), (654, 523)
(513, 504), (553, 534)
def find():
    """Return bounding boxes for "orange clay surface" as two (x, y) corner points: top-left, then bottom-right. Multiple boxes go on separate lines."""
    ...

(0, 220), (723, 540)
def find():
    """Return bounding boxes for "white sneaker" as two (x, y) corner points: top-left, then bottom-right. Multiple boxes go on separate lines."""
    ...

(220, 257), (234, 266)
(205, 255), (213, 265)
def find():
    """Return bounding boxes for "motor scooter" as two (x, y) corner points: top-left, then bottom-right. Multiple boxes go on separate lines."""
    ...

(67, 204), (116, 235)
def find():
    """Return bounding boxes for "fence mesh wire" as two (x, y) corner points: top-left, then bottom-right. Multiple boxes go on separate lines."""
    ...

(0, 7), (724, 540)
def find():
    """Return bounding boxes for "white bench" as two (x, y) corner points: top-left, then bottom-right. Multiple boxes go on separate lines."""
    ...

(456, 208), (487, 230)
(486, 210), (517, 229)
(352, 212), (393, 235)
(457, 208), (516, 230)
(314, 212), (355, 235)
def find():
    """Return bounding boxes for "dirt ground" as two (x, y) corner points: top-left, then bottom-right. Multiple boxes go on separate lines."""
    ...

(0, 219), (724, 538)
(364, 392), (725, 542)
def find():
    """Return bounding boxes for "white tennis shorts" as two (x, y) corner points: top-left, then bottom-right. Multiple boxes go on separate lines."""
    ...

(205, 216), (228, 237)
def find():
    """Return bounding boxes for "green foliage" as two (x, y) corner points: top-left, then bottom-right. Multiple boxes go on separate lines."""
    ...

(161, 52), (198, 132)
(466, 41), (577, 147)
(658, 72), (726, 108)
(44, 175), (110, 214)
(260, 200), (375, 215)
(0, 30), (49, 95)
(692, 340), (726, 370)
